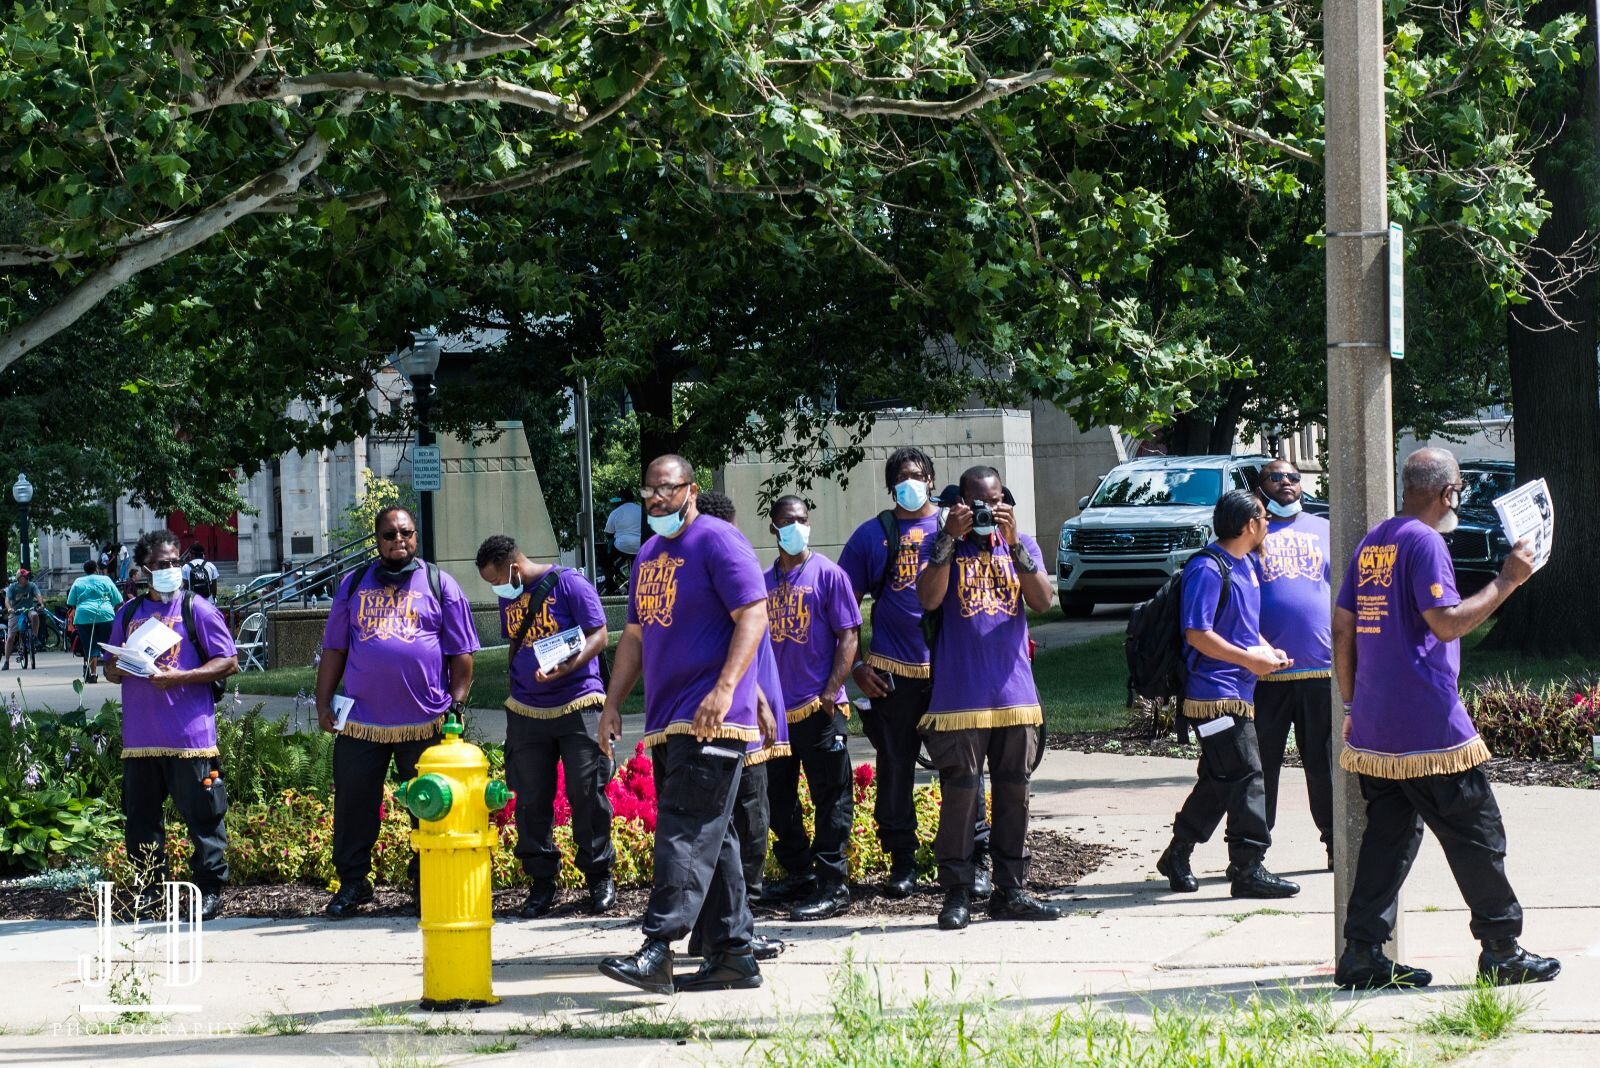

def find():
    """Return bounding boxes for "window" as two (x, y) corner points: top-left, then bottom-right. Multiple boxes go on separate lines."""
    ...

(1090, 468), (1224, 507)
(291, 536), (315, 556)
(68, 545), (91, 565)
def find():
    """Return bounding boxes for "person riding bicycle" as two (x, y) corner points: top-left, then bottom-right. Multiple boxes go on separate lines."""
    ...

(4, 567), (44, 662)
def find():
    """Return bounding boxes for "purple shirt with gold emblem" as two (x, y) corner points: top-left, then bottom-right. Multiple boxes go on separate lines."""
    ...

(839, 513), (940, 679)
(112, 595), (236, 757)
(765, 552), (862, 720)
(501, 566), (607, 716)
(1259, 512), (1333, 679)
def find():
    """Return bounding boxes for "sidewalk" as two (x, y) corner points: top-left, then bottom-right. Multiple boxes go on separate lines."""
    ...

(3, 748), (1596, 1065)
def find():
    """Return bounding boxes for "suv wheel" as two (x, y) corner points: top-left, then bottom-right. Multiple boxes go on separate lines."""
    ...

(1060, 595), (1095, 619)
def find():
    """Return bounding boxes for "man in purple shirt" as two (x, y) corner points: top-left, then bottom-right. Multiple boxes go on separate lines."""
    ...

(917, 466), (1061, 931)
(1254, 459), (1335, 866)
(1157, 490), (1300, 901)
(762, 496), (862, 922)
(105, 530), (238, 922)
(316, 506), (480, 918)
(839, 447), (990, 900)
(597, 455), (770, 995)
(476, 534), (615, 920)
(1332, 448), (1558, 990)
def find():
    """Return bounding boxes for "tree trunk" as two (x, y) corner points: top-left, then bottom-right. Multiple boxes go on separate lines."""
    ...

(627, 363), (682, 480)
(1485, 19), (1600, 656)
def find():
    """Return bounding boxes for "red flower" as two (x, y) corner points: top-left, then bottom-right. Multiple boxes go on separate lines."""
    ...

(853, 762), (875, 800)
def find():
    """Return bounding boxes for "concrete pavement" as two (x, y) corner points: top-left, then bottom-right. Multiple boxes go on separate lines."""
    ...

(3, 748), (1597, 1065)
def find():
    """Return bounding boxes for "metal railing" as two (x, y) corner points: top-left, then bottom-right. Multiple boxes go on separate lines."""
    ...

(222, 532), (377, 628)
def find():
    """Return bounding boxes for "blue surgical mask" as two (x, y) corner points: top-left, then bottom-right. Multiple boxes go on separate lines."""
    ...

(894, 479), (929, 511)
(150, 567), (183, 595)
(776, 522), (811, 555)
(973, 523), (998, 538)
(490, 566), (523, 601)
(647, 506), (688, 538)
(1265, 498), (1301, 519)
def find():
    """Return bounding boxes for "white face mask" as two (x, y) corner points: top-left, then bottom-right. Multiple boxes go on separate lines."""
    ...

(150, 567), (183, 595)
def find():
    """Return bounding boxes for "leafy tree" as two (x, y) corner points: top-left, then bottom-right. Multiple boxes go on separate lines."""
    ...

(326, 475), (415, 549)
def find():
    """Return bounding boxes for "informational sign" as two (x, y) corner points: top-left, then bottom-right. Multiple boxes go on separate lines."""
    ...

(1388, 221), (1405, 359)
(412, 444), (442, 491)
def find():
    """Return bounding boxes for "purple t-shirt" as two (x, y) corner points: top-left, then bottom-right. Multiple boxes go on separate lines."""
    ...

(502, 567), (606, 713)
(1336, 516), (1482, 774)
(1259, 513), (1332, 678)
(628, 515), (768, 744)
(323, 564), (481, 729)
(838, 513), (940, 677)
(112, 596), (237, 756)
(1180, 546), (1263, 705)
(923, 534), (1043, 729)
(745, 632), (791, 761)
(765, 552), (863, 718)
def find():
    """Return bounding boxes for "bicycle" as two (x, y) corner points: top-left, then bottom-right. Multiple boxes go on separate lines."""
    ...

(7, 609), (40, 670)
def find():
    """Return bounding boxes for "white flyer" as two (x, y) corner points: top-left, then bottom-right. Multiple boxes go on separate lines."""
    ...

(331, 694), (355, 731)
(100, 617), (183, 676)
(1492, 478), (1555, 573)
(532, 626), (586, 675)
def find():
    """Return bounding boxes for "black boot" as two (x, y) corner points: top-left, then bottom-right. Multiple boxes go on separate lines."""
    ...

(1157, 842), (1199, 893)
(971, 851), (993, 899)
(587, 875), (617, 914)
(519, 879), (557, 919)
(884, 852), (916, 899)
(988, 887), (1063, 921)
(1227, 861), (1299, 899)
(598, 938), (675, 995)
(1334, 943), (1432, 990)
(937, 886), (971, 931)
(791, 882), (851, 922)
(324, 879), (374, 919)
(199, 890), (224, 922)
(1478, 939), (1561, 986)
(751, 933), (786, 961)
(762, 872), (817, 903)
(675, 950), (761, 992)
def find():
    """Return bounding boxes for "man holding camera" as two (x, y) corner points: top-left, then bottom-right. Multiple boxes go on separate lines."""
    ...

(916, 466), (1060, 930)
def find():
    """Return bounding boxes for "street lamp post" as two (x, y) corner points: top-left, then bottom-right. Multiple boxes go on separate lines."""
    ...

(390, 331), (443, 564)
(12, 474), (33, 573)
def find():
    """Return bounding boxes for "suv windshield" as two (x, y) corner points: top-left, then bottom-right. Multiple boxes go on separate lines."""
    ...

(1090, 468), (1223, 507)
(1460, 469), (1516, 512)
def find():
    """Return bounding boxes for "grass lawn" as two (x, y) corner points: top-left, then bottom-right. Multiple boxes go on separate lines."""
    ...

(1034, 634), (1128, 736)
(1460, 621), (1595, 687)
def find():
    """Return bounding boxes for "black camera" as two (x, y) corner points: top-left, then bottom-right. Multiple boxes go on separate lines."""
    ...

(971, 500), (995, 530)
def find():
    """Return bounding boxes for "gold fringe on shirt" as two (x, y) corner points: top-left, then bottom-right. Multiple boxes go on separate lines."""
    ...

(1339, 736), (1491, 780)
(121, 746), (219, 759)
(639, 721), (763, 750)
(834, 700), (852, 721)
(1258, 670), (1333, 683)
(865, 652), (931, 679)
(340, 716), (444, 742)
(744, 742), (793, 766)
(1182, 698), (1255, 721)
(918, 704), (1043, 732)
(785, 696), (823, 723)
(505, 692), (606, 719)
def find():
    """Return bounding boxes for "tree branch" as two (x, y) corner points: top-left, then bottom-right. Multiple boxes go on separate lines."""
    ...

(426, 6), (579, 66)
(578, 54), (666, 132)
(1155, 2), (1221, 66)
(804, 66), (1064, 120)
(1200, 106), (1317, 163)
(0, 93), (364, 371)
(180, 71), (585, 122)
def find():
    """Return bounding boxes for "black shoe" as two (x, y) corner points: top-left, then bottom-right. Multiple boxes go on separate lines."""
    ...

(324, 880), (374, 919)
(1478, 940), (1561, 986)
(519, 880), (557, 919)
(972, 855), (993, 900)
(1157, 842), (1199, 893)
(751, 933), (786, 961)
(884, 853), (916, 899)
(1227, 862), (1299, 899)
(762, 872), (817, 903)
(599, 939), (675, 995)
(937, 887), (971, 931)
(588, 876), (617, 914)
(674, 951), (761, 992)
(199, 891), (223, 922)
(791, 882), (851, 922)
(988, 887), (1063, 921)
(1334, 943), (1432, 990)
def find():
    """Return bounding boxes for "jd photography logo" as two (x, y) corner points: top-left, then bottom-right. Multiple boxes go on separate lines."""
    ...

(76, 881), (204, 1015)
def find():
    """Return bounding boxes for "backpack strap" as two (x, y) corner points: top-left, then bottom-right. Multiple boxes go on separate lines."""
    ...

(177, 592), (216, 663)
(873, 510), (900, 599)
(426, 561), (442, 605)
(510, 566), (564, 657)
(1195, 547), (1234, 618)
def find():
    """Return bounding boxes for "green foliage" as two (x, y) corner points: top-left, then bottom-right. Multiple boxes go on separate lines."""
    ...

(1419, 977), (1530, 1042)
(0, 783), (121, 874)
(327, 477), (415, 551)
(1467, 676), (1600, 762)
(214, 705), (335, 806)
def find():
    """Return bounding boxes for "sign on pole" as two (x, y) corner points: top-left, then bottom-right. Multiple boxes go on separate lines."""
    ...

(1388, 222), (1405, 359)
(412, 445), (442, 492)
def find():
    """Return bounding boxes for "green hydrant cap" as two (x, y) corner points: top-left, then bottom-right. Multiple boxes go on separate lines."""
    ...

(403, 774), (453, 821)
(484, 780), (512, 813)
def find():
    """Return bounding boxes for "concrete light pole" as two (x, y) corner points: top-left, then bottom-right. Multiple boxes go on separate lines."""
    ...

(1323, 1), (1399, 956)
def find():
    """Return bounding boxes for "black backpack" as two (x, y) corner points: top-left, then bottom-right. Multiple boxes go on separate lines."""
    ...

(1124, 547), (1232, 704)
(187, 561), (215, 599)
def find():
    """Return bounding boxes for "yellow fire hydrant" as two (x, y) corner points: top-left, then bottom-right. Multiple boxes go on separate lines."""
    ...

(394, 713), (512, 1010)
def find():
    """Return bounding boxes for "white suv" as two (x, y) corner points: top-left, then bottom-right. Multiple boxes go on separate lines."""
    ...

(1056, 455), (1270, 617)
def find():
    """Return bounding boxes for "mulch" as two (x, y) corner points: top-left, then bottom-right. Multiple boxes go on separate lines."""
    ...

(1050, 727), (1600, 790)
(0, 829), (1111, 922)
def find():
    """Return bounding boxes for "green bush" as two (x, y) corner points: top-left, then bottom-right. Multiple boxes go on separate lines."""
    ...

(214, 706), (334, 805)
(1, 784), (122, 873)
(1468, 676), (1600, 762)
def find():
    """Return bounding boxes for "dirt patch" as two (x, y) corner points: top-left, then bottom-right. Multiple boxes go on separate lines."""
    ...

(1051, 727), (1600, 790)
(0, 830), (1111, 922)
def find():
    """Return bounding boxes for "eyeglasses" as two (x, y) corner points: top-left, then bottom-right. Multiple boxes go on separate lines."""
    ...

(1265, 472), (1302, 484)
(146, 560), (183, 571)
(638, 482), (690, 502)
(380, 528), (417, 541)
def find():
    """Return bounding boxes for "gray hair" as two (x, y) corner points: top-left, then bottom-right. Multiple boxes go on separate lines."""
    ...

(1401, 448), (1458, 496)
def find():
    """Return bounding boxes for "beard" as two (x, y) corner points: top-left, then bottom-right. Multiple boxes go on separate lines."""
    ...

(1435, 508), (1460, 534)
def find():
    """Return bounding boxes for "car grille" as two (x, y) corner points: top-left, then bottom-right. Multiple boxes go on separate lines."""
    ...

(1070, 528), (1194, 555)
(1445, 530), (1493, 563)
